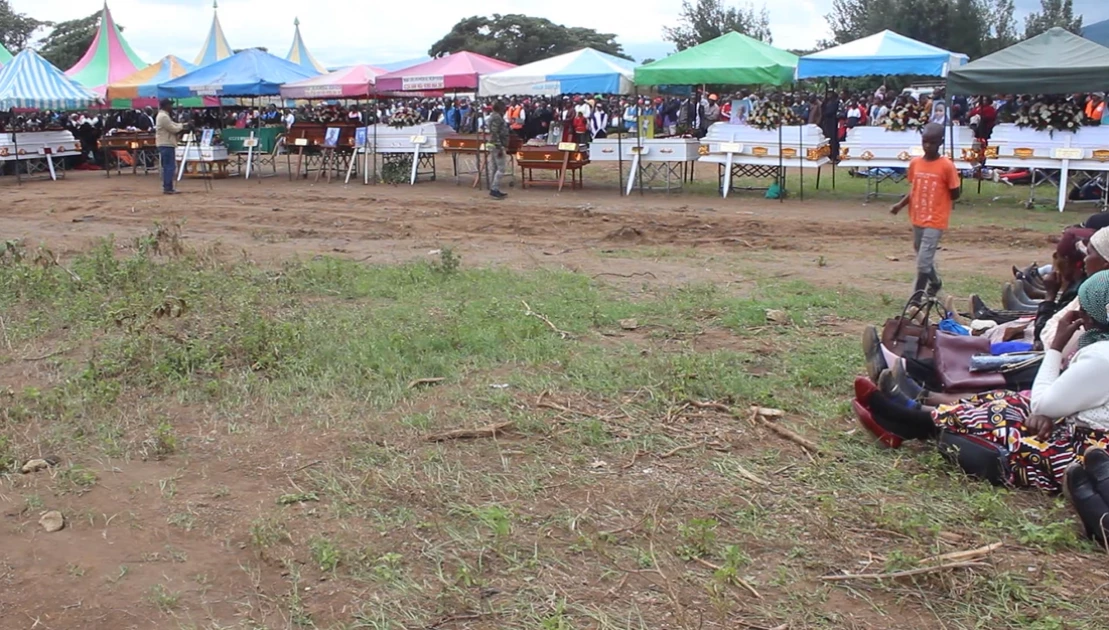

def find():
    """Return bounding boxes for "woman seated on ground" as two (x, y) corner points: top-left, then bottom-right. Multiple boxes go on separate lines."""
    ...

(859, 270), (1109, 541)
(972, 226), (1093, 328)
(876, 228), (1109, 397)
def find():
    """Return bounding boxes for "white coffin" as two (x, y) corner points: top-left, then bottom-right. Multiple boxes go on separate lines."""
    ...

(0, 130), (81, 161)
(368, 123), (456, 154)
(840, 126), (979, 169)
(985, 124), (1109, 171)
(699, 123), (830, 167)
(590, 137), (701, 162)
(175, 146), (229, 162)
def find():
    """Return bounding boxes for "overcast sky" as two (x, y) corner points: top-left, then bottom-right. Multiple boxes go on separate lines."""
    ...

(10, 0), (1109, 68)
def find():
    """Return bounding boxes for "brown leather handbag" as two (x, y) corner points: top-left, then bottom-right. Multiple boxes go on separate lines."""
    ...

(933, 331), (1007, 392)
(881, 292), (937, 360)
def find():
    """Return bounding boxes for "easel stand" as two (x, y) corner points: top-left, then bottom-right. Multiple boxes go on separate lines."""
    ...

(176, 134), (214, 192)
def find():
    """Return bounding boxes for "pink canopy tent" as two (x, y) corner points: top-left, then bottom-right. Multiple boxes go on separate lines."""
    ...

(65, 3), (145, 95)
(279, 64), (387, 99)
(374, 52), (514, 93)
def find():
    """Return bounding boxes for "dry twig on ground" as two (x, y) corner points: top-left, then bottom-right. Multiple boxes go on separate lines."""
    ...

(920, 542), (1003, 565)
(407, 377), (445, 389)
(820, 561), (988, 581)
(694, 557), (762, 599)
(687, 400), (824, 455)
(522, 300), (573, 340)
(424, 421), (514, 442)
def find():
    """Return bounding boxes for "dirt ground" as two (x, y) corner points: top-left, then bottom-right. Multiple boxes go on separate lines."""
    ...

(0, 168), (1084, 630)
(1, 168), (1056, 293)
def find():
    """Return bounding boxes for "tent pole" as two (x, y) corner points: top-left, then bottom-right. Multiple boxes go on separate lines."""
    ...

(617, 108), (624, 196)
(13, 128), (22, 185)
(372, 94), (378, 185)
(778, 118), (784, 204)
(799, 115), (804, 202)
(636, 87), (643, 196)
(796, 82), (803, 202)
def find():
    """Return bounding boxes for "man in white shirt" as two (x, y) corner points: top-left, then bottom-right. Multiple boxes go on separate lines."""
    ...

(575, 96), (592, 120)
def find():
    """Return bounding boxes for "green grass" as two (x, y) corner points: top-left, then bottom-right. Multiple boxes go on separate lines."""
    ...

(2, 237), (1106, 629)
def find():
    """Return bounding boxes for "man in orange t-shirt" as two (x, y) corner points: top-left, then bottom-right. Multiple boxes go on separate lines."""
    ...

(890, 123), (961, 301)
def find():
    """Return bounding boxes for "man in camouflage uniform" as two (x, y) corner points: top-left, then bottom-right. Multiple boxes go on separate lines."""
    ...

(488, 101), (509, 200)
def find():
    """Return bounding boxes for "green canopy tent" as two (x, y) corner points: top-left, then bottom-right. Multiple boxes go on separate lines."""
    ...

(634, 32), (797, 86)
(631, 33), (800, 201)
(0, 43), (12, 65)
(948, 27), (1109, 95)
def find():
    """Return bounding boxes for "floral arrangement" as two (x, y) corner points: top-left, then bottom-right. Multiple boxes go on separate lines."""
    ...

(1010, 100), (1095, 134)
(387, 109), (423, 129)
(747, 100), (803, 130)
(883, 102), (927, 132)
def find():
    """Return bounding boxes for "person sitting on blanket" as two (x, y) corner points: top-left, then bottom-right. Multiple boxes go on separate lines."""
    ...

(855, 270), (1109, 543)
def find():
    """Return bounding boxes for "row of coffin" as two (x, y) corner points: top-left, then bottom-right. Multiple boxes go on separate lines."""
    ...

(6, 124), (1109, 171)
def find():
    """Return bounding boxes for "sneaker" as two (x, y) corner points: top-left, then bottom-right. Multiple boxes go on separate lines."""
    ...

(1063, 463), (1109, 544)
(163, 190), (178, 195)
(969, 294), (989, 320)
(862, 325), (887, 384)
(1084, 448), (1109, 500)
(878, 370), (919, 410)
(490, 190), (507, 200)
(890, 360), (926, 402)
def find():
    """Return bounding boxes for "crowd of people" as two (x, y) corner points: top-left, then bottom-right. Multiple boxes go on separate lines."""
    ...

(4, 87), (1104, 167)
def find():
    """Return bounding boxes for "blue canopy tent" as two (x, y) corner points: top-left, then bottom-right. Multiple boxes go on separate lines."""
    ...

(796, 30), (968, 79)
(0, 49), (100, 110)
(479, 48), (636, 96)
(157, 48), (317, 98)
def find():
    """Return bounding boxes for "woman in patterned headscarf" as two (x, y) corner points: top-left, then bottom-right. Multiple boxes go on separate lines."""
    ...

(861, 270), (1109, 506)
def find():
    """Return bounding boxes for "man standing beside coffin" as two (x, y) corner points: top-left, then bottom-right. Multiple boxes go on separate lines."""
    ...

(156, 99), (191, 195)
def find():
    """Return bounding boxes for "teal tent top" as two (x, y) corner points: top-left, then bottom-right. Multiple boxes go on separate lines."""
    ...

(635, 32), (798, 86)
(0, 43), (12, 65)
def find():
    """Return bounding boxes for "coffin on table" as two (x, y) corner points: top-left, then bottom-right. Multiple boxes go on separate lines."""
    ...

(840, 126), (979, 169)
(699, 123), (830, 166)
(175, 145), (229, 161)
(985, 123), (1109, 171)
(0, 130), (82, 161)
(101, 132), (155, 150)
(368, 123), (455, 154)
(516, 144), (590, 168)
(590, 137), (701, 162)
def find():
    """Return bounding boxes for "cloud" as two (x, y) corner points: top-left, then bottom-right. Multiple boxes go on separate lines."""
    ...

(10, 0), (1109, 69)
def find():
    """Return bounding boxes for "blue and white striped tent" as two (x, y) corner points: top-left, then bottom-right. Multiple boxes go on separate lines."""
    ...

(0, 49), (100, 110)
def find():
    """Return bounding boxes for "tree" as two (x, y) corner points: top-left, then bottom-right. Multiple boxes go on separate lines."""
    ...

(0, 0), (44, 51)
(38, 12), (101, 71)
(1023, 0), (1082, 39)
(429, 14), (628, 65)
(825, 0), (1017, 59)
(233, 47), (268, 54)
(663, 0), (771, 50)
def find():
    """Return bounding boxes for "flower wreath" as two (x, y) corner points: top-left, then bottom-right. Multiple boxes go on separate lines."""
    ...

(747, 100), (804, 131)
(1009, 100), (1094, 134)
(388, 109), (423, 129)
(883, 102), (927, 132)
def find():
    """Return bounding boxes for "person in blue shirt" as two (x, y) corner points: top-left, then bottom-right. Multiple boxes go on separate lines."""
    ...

(444, 102), (460, 131)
